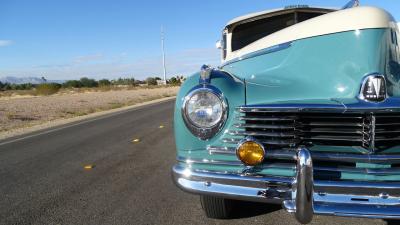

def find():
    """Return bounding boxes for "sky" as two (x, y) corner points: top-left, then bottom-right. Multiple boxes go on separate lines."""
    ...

(0, 0), (400, 80)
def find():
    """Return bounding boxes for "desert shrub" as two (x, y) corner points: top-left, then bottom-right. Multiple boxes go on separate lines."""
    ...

(80, 77), (98, 88)
(112, 78), (136, 86)
(168, 77), (181, 86)
(35, 83), (61, 95)
(2, 83), (12, 91)
(146, 77), (157, 86)
(9, 83), (34, 90)
(98, 79), (111, 86)
(63, 80), (83, 88)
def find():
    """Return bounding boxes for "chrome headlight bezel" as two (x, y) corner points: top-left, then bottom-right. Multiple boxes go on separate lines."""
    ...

(182, 86), (228, 140)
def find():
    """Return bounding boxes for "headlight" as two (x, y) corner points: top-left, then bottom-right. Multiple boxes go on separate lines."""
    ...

(182, 87), (227, 140)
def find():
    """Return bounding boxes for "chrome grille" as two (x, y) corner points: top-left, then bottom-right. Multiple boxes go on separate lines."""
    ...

(233, 108), (400, 151)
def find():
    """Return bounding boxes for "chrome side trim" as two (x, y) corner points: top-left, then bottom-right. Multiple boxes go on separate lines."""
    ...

(178, 155), (400, 175)
(208, 146), (400, 163)
(294, 148), (314, 224)
(311, 152), (400, 163)
(177, 156), (242, 166)
(207, 146), (297, 160)
(176, 156), (296, 170)
(207, 146), (237, 155)
(221, 42), (292, 67)
(316, 180), (400, 196)
(238, 98), (400, 113)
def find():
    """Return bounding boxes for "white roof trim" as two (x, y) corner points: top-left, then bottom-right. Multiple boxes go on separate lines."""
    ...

(226, 6), (337, 26)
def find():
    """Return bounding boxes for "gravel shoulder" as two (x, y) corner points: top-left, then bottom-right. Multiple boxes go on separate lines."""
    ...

(0, 86), (179, 140)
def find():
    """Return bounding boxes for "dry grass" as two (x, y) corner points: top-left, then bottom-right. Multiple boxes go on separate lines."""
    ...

(0, 86), (179, 133)
(0, 85), (175, 99)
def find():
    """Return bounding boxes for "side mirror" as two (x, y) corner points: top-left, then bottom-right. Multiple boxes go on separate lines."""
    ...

(215, 40), (223, 49)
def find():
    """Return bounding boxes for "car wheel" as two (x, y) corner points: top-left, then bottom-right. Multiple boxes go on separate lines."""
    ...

(200, 195), (235, 219)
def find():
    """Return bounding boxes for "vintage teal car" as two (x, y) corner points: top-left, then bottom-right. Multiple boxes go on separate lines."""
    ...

(172, 1), (400, 223)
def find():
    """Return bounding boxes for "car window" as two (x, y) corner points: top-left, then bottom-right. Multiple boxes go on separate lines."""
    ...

(231, 12), (324, 51)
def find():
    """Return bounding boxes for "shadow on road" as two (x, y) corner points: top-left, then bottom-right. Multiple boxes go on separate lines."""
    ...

(385, 219), (400, 225)
(230, 201), (281, 219)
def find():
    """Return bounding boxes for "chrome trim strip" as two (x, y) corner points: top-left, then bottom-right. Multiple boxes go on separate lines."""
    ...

(176, 156), (296, 170)
(221, 138), (242, 144)
(316, 180), (400, 196)
(207, 146), (400, 163)
(315, 202), (400, 219)
(314, 166), (400, 175)
(180, 155), (400, 175)
(237, 116), (297, 121)
(228, 130), (296, 137)
(233, 124), (296, 129)
(311, 152), (400, 163)
(177, 156), (242, 166)
(207, 146), (298, 160)
(237, 98), (400, 113)
(314, 193), (400, 206)
(199, 65), (244, 84)
(221, 42), (292, 67)
(207, 146), (237, 155)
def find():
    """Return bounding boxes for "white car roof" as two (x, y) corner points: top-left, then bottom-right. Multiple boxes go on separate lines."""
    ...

(226, 6), (337, 27)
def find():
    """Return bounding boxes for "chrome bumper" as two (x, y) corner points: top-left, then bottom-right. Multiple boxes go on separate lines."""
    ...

(172, 148), (400, 224)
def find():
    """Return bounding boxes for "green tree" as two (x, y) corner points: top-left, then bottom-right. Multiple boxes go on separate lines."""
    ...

(63, 80), (83, 88)
(2, 83), (11, 90)
(98, 79), (111, 86)
(168, 77), (181, 86)
(146, 77), (157, 85)
(80, 77), (98, 88)
(112, 77), (136, 86)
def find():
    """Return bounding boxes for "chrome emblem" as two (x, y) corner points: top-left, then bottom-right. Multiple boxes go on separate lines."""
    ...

(359, 74), (387, 102)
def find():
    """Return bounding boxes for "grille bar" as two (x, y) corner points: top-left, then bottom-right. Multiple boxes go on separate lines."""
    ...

(235, 107), (400, 151)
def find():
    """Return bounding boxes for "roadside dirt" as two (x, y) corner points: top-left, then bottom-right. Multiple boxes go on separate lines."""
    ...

(0, 86), (179, 134)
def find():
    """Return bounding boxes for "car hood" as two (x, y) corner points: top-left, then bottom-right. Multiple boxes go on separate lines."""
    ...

(221, 27), (397, 105)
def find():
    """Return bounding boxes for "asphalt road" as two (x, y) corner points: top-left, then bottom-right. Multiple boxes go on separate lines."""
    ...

(0, 99), (396, 225)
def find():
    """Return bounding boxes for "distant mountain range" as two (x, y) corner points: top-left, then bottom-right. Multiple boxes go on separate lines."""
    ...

(0, 76), (64, 84)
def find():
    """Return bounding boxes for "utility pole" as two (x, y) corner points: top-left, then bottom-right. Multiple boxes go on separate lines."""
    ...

(161, 26), (167, 85)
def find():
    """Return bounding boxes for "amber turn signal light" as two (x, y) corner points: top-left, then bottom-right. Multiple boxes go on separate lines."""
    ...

(236, 140), (265, 166)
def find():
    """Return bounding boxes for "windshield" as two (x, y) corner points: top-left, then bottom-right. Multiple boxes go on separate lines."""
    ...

(231, 11), (325, 51)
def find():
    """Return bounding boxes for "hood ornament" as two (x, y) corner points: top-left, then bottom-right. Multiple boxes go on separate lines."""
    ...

(342, 0), (360, 9)
(359, 74), (387, 102)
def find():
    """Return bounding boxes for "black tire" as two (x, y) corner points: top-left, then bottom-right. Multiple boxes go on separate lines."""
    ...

(200, 195), (235, 219)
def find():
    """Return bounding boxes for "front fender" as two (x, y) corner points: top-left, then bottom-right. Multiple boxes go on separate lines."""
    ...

(174, 70), (245, 161)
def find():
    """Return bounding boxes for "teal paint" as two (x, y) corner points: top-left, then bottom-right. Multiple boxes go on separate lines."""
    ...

(175, 28), (400, 178)
(222, 28), (399, 105)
